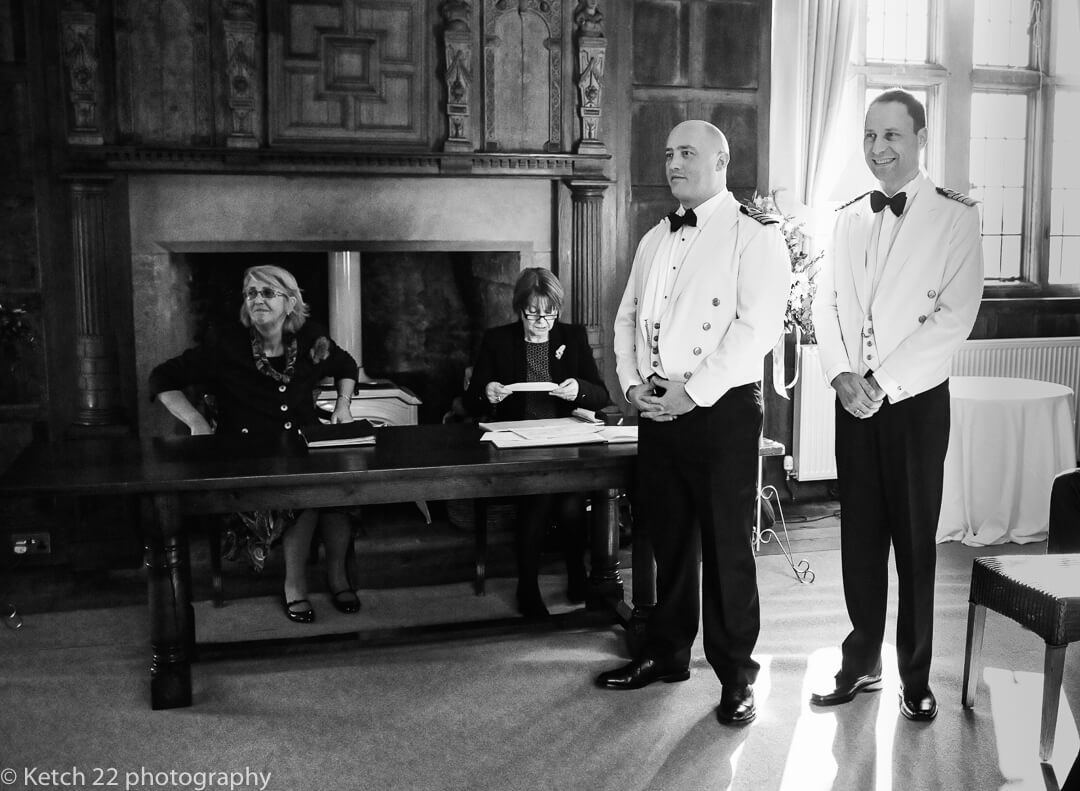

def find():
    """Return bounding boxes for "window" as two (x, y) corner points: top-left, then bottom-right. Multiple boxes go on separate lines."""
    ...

(852, 0), (1080, 291)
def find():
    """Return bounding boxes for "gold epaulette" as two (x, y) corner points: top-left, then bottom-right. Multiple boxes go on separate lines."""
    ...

(835, 191), (871, 211)
(936, 187), (978, 206)
(739, 204), (780, 225)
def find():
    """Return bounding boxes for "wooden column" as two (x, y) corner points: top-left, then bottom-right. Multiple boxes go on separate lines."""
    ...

(70, 178), (124, 426)
(569, 179), (608, 365)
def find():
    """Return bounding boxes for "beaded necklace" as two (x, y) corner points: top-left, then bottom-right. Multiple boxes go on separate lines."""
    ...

(250, 328), (297, 383)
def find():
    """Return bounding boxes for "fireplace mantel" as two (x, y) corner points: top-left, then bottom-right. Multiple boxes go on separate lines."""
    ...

(71, 147), (611, 179)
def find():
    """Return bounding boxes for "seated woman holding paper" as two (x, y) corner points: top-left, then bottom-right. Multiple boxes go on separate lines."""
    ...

(149, 264), (360, 625)
(465, 267), (610, 617)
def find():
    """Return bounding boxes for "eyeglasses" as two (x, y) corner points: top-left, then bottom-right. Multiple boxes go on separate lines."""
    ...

(244, 287), (287, 301)
(523, 311), (557, 322)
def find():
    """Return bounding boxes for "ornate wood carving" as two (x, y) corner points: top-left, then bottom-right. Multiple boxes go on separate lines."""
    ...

(61, 6), (104, 145)
(223, 0), (258, 148)
(482, 0), (562, 152)
(269, 0), (429, 146)
(573, 0), (605, 154)
(569, 179), (607, 364)
(441, 1), (474, 152)
(70, 178), (124, 425)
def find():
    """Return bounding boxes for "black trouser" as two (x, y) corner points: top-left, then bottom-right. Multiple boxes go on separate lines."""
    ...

(834, 380), (950, 693)
(515, 492), (587, 590)
(637, 382), (762, 686)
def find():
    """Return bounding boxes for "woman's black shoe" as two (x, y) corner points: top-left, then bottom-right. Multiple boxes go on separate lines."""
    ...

(329, 588), (361, 614)
(282, 595), (315, 624)
(516, 585), (550, 620)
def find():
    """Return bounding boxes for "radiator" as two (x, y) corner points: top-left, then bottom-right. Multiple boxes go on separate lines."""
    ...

(951, 337), (1080, 452)
(792, 344), (837, 481)
(792, 336), (1080, 481)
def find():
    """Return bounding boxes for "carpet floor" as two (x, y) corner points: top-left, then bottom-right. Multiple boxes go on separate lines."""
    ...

(1, 541), (1078, 791)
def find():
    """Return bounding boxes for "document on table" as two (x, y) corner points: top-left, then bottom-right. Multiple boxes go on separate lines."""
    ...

(479, 417), (637, 448)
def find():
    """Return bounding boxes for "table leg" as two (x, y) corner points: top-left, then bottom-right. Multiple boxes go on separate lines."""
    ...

(587, 488), (623, 608)
(145, 492), (194, 709)
(1040, 643), (1066, 762)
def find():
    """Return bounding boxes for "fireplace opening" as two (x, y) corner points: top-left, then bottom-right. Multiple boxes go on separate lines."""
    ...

(184, 250), (521, 425)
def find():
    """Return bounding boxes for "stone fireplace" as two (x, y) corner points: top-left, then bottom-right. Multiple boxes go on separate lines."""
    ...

(127, 170), (605, 439)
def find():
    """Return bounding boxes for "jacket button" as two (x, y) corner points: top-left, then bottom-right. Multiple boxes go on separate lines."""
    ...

(866, 354), (872, 360)
(693, 347), (702, 355)
(278, 384), (287, 393)
(633, 298), (638, 305)
(284, 422), (292, 430)
(652, 361), (659, 367)
(280, 404), (288, 411)
(702, 322), (711, 331)
(927, 289), (936, 298)
(652, 346), (659, 354)
(918, 315), (927, 323)
(241, 428), (249, 434)
(653, 335), (659, 342)
(654, 322), (660, 329)
(684, 371), (692, 380)
(712, 298), (720, 306)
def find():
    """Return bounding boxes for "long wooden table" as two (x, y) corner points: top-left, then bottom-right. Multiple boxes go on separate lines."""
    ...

(0, 424), (637, 710)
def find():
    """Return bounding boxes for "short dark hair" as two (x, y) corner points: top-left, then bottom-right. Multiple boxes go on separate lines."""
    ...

(512, 267), (564, 315)
(870, 88), (926, 133)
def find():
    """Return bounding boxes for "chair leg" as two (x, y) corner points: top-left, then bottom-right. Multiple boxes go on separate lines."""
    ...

(1040, 644), (1067, 762)
(206, 518), (224, 609)
(962, 601), (987, 708)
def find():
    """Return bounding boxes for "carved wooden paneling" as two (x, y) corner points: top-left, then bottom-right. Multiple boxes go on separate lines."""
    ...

(632, 0), (687, 86)
(701, 1), (759, 89)
(114, 0), (214, 145)
(482, 0), (563, 153)
(269, 0), (430, 145)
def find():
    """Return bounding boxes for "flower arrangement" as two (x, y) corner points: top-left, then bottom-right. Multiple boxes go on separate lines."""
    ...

(750, 191), (823, 343)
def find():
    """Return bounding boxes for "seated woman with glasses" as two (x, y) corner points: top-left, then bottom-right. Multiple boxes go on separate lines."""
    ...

(465, 267), (611, 617)
(149, 265), (360, 625)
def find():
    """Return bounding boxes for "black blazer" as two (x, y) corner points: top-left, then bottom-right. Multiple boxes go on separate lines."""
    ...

(149, 321), (358, 437)
(465, 321), (610, 421)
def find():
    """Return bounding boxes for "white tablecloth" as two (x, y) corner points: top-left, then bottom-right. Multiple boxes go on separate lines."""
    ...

(937, 376), (1076, 545)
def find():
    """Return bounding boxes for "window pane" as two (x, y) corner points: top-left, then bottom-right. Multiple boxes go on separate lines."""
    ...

(970, 92), (1028, 281)
(866, 0), (928, 63)
(1050, 90), (1080, 284)
(973, 0), (1032, 67)
(1052, 0), (1080, 79)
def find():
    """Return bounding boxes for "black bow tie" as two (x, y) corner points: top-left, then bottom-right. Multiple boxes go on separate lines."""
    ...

(668, 208), (698, 232)
(870, 190), (907, 217)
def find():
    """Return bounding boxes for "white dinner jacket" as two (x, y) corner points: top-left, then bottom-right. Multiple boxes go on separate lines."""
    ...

(812, 177), (984, 402)
(614, 194), (790, 407)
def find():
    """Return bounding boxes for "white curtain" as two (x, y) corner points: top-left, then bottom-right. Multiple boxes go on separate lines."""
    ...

(798, 0), (858, 209)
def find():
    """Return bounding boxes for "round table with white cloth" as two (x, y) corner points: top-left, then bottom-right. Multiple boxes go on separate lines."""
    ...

(937, 376), (1076, 546)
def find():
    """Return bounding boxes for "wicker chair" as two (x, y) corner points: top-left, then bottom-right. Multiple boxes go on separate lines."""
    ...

(961, 553), (1080, 761)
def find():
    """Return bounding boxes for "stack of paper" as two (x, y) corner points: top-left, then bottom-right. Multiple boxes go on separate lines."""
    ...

(479, 417), (637, 448)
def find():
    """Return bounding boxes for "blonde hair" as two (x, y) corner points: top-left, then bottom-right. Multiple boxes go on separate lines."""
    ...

(239, 265), (310, 334)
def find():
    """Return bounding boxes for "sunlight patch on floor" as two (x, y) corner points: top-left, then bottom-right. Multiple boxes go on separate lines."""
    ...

(984, 667), (1079, 786)
(775, 645), (903, 791)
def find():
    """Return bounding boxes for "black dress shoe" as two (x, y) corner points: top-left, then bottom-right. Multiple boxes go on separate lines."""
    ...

(595, 658), (690, 690)
(810, 667), (883, 706)
(717, 684), (756, 725)
(900, 687), (938, 721)
(282, 595), (315, 624)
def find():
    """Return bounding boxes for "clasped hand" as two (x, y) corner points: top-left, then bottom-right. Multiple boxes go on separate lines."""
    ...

(630, 378), (696, 422)
(832, 372), (884, 419)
